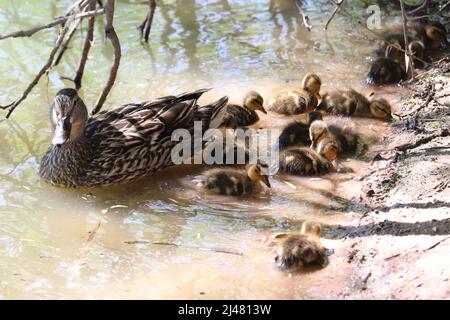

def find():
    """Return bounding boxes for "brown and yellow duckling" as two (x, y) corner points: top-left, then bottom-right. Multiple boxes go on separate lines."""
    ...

(366, 45), (406, 85)
(202, 164), (270, 196)
(278, 145), (335, 176)
(268, 73), (322, 115)
(274, 222), (327, 271)
(277, 111), (323, 150)
(318, 89), (392, 120)
(221, 91), (266, 128)
(409, 21), (448, 49)
(309, 119), (358, 159)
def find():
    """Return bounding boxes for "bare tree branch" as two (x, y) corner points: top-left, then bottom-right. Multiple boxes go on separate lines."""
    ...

(54, 18), (82, 66)
(0, 8), (105, 41)
(91, 0), (121, 115)
(139, 0), (157, 42)
(0, 26), (69, 118)
(325, 0), (344, 30)
(74, 0), (97, 89)
(295, 0), (312, 31)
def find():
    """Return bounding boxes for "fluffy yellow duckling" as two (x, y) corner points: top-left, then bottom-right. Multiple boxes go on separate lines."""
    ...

(268, 73), (322, 115)
(222, 91), (266, 128)
(202, 164), (270, 196)
(274, 221), (327, 271)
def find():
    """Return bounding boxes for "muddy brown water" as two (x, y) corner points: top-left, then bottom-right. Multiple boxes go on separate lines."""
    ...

(0, 0), (409, 299)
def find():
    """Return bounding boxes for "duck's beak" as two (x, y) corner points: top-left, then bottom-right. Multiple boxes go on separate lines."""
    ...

(52, 116), (71, 146)
(261, 175), (271, 188)
(256, 104), (267, 114)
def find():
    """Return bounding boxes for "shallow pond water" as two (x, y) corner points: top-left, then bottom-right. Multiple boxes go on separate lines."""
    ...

(0, 0), (406, 299)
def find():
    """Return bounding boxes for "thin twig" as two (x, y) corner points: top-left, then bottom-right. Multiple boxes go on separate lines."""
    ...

(407, 0), (427, 15)
(325, 0), (344, 30)
(394, 129), (449, 152)
(139, 0), (157, 42)
(54, 18), (82, 66)
(91, 0), (121, 115)
(407, 0), (450, 20)
(424, 236), (450, 251)
(0, 26), (70, 118)
(0, 8), (105, 41)
(74, 0), (97, 89)
(295, 0), (312, 31)
(400, 0), (414, 80)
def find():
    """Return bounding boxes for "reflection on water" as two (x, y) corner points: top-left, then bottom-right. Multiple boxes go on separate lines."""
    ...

(0, 0), (400, 299)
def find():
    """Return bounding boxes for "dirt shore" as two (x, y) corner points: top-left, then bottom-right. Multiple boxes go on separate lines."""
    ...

(317, 58), (450, 299)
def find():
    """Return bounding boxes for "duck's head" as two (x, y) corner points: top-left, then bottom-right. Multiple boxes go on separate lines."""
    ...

(306, 111), (323, 125)
(369, 98), (392, 120)
(409, 40), (425, 59)
(309, 120), (329, 149)
(300, 221), (322, 239)
(50, 88), (88, 146)
(244, 91), (266, 114)
(316, 137), (339, 162)
(425, 22), (447, 48)
(302, 73), (322, 100)
(385, 43), (403, 61)
(247, 164), (271, 188)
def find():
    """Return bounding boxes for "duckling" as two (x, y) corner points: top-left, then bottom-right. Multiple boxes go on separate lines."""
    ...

(410, 21), (447, 49)
(278, 146), (333, 176)
(202, 164), (270, 196)
(274, 222), (327, 271)
(309, 119), (358, 157)
(366, 44), (406, 85)
(318, 89), (369, 116)
(408, 40), (426, 68)
(277, 111), (323, 150)
(356, 97), (392, 120)
(222, 91), (266, 128)
(376, 33), (405, 60)
(268, 73), (322, 115)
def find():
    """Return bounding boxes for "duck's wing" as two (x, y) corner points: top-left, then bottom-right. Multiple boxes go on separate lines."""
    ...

(85, 88), (228, 151)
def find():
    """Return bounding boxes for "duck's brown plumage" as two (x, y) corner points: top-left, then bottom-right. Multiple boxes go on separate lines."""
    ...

(39, 88), (228, 187)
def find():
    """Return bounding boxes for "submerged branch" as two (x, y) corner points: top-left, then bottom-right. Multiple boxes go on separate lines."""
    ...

(92, 0), (121, 115)
(295, 0), (312, 31)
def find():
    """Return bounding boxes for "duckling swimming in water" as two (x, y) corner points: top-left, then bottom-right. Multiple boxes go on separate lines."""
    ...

(318, 89), (392, 120)
(202, 164), (270, 196)
(268, 73), (322, 115)
(366, 45), (406, 85)
(222, 91), (266, 128)
(277, 111), (323, 150)
(274, 221), (327, 271)
(278, 146), (334, 176)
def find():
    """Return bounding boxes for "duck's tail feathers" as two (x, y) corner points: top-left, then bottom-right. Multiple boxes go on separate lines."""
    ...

(196, 96), (229, 130)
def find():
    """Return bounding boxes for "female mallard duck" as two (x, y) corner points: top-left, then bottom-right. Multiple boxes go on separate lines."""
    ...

(202, 164), (270, 196)
(318, 89), (392, 120)
(366, 45), (406, 85)
(278, 146), (334, 176)
(268, 73), (322, 115)
(277, 111), (323, 150)
(274, 221), (327, 271)
(221, 91), (266, 128)
(39, 88), (228, 187)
